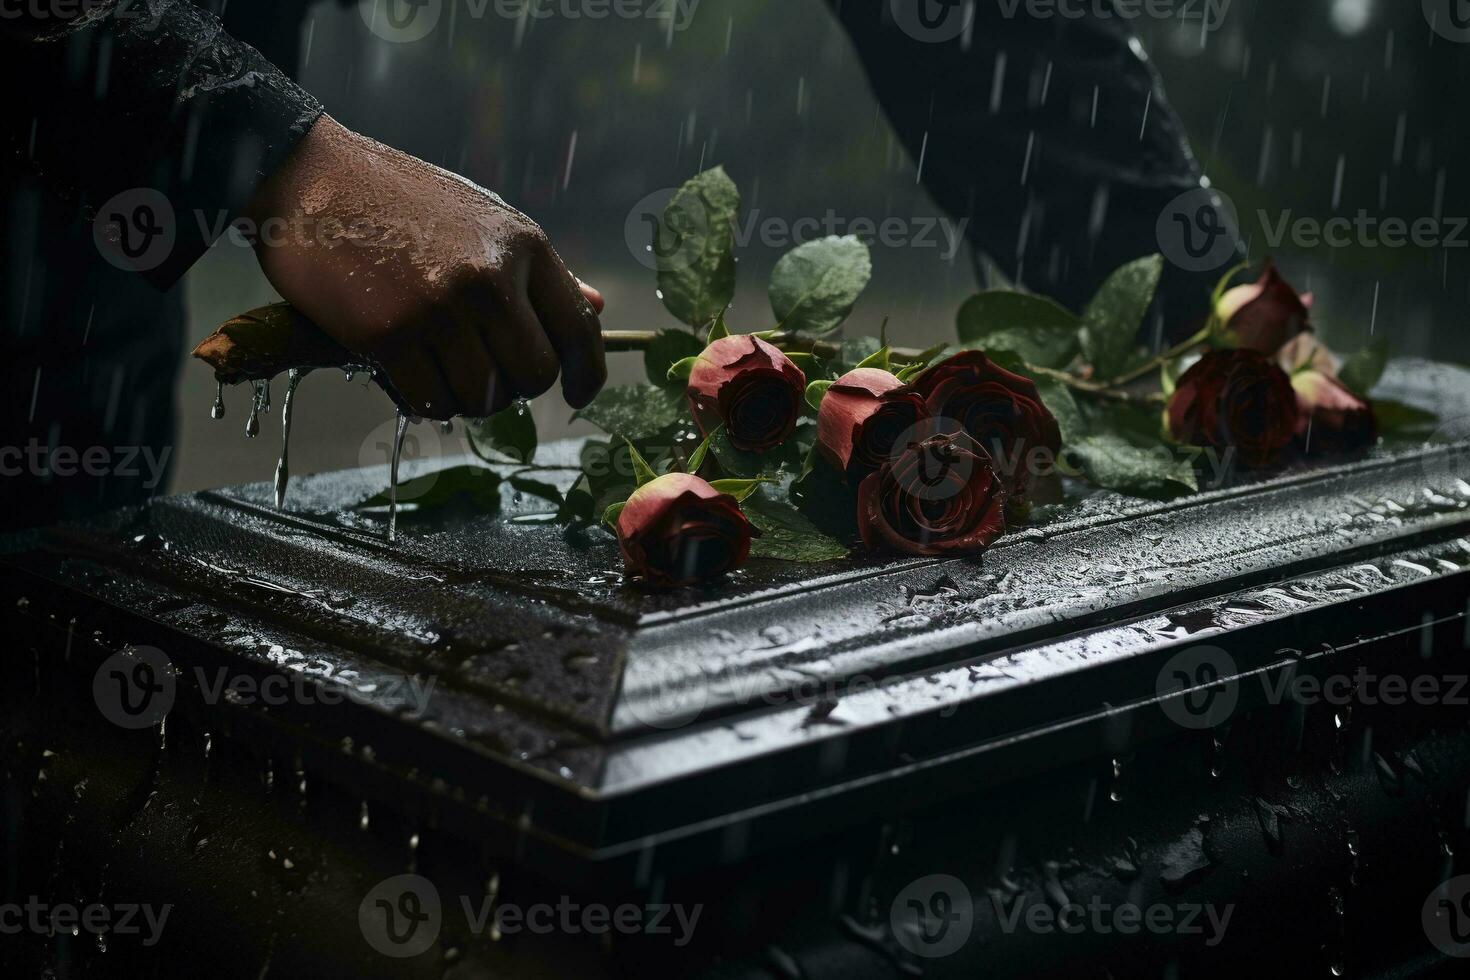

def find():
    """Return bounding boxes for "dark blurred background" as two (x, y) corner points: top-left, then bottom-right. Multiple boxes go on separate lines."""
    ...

(173, 0), (1470, 491)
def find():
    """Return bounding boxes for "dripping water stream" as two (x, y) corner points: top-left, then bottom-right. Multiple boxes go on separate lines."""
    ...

(388, 410), (410, 543)
(274, 369), (305, 510)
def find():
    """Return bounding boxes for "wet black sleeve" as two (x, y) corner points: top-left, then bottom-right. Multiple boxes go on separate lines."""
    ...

(825, 0), (1242, 329)
(1, 1), (324, 289)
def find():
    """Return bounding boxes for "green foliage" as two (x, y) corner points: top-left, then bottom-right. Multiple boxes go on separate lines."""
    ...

(573, 384), (685, 442)
(1080, 255), (1163, 380)
(956, 291), (1080, 368)
(708, 426), (807, 479)
(769, 235), (873, 335)
(465, 402), (537, 465)
(509, 474), (564, 508)
(358, 465), (504, 513)
(708, 478), (769, 501)
(645, 329), (706, 390)
(1337, 339), (1389, 396)
(656, 167), (740, 327)
(1065, 433), (1198, 499)
(743, 487), (851, 562)
(1375, 400), (1439, 440)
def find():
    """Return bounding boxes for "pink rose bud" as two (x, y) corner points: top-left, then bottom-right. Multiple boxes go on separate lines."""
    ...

(615, 473), (760, 588)
(687, 335), (806, 452)
(1292, 370), (1377, 456)
(816, 368), (929, 486)
(1215, 260), (1314, 354)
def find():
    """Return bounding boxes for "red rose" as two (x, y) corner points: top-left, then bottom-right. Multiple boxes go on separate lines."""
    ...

(857, 427), (1007, 556)
(687, 335), (806, 452)
(615, 473), (760, 588)
(815, 368), (930, 486)
(1216, 260), (1313, 354)
(1292, 370), (1377, 456)
(911, 351), (1061, 498)
(1167, 349), (1298, 468)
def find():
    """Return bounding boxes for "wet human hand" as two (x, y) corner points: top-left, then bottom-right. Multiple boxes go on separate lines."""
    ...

(241, 115), (606, 420)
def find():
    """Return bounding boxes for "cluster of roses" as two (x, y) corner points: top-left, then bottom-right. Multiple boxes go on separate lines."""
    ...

(615, 336), (1061, 587)
(1167, 262), (1377, 467)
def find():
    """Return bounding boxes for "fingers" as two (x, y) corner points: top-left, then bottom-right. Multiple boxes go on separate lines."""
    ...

(531, 252), (607, 409)
(454, 273), (561, 401)
(576, 279), (605, 314)
(433, 326), (508, 418)
(377, 344), (458, 420)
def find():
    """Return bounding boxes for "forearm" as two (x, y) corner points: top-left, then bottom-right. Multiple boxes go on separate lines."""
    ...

(2, 0), (323, 288)
(825, 1), (1239, 324)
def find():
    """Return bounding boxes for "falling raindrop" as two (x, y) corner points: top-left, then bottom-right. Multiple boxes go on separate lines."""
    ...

(210, 381), (226, 420)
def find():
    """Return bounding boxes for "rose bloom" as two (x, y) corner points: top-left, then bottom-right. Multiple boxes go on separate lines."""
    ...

(815, 368), (930, 486)
(1216, 260), (1313, 354)
(1167, 349), (1299, 469)
(911, 351), (1061, 497)
(1293, 370), (1377, 456)
(615, 473), (760, 588)
(857, 427), (1007, 556)
(687, 335), (806, 452)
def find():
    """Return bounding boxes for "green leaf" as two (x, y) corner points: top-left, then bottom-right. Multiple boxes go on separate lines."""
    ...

(769, 235), (873, 335)
(656, 167), (740, 327)
(893, 343), (950, 383)
(709, 428), (804, 479)
(706, 313), (730, 344)
(956, 291), (1081, 368)
(508, 473), (564, 507)
(1065, 433), (1197, 499)
(854, 345), (891, 372)
(573, 384), (685, 442)
(357, 465), (503, 513)
(603, 500), (627, 529)
(805, 379), (835, 412)
(645, 329), (706, 390)
(464, 402), (537, 465)
(1080, 255), (1163, 380)
(784, 352), (820, 373)
(742, 489), (851, 562)
(558, 474), (595, 524)
(1029, 375), (1085, 445)
(1337, 339), (1389, 397)
(708, 478), (769, 501)
(834, 336), (882, 374)
(624, 439), (658, 486)
(1375, 399), (1439, 440)
(686, 426), (720, 472)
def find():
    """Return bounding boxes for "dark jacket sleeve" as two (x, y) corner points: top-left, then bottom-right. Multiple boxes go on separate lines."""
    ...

(825, 1), (1241, 328)
(2, 0), (323, 289)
